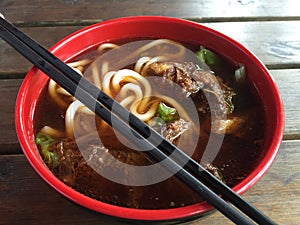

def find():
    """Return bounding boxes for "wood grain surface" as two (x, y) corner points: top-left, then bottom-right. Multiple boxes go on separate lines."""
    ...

(0, 0), (299, 224)
(1, 0), (299, 22)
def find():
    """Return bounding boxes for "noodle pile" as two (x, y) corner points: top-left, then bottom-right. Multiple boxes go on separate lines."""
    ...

(42, 39), (191, 138)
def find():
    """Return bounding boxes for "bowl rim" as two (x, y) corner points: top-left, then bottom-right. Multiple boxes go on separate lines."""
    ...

(15, 15), (285, 221)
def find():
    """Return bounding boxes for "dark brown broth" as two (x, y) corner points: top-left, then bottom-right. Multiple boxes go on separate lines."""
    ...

(34, 39), (266, 209)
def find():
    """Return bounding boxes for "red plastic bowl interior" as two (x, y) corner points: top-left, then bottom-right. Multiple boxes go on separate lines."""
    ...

(15, 16), (284, 221)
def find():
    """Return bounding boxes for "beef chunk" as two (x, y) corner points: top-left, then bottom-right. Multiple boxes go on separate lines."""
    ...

(146, 62), (236, 117)
(191, 69), (235, 116)
(149, 117), (191, 146)
(46, 134), (203, 209)
(147, 62), (203, 96)
(205, 163), (225, 183)
(49, 135), (152, 207)
(164, 118), (191, 143)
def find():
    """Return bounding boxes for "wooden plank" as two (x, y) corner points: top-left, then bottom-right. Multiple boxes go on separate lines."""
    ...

(271, 69), (300, 139)
(1, 69), (300, 153)
(1, 0), (299, 23)
(0, 79), (22, 152)
(0, 26), (84, 76)
(0, 140), (299, 225)
(204, 21), (300, 68)
(1, 21), (299, 75)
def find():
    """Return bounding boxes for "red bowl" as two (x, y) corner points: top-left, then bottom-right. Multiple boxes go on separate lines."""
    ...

(15, 16), (284, 223)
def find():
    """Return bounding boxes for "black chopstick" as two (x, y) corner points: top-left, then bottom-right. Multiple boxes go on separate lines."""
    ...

(0, 16), (277, 225)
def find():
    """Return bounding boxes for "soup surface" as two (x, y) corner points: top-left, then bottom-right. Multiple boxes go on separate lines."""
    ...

(34, 39), (265, 209)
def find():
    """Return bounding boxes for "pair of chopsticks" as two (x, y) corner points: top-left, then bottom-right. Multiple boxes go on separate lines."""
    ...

(0, 15), (277, 225)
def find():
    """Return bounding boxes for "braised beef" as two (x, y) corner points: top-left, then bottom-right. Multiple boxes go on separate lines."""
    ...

(47, 134), (203, 209)
(147, 62), (236, 117)
(205, 163), (225, 183)
(147, 62), (203, 96)
(164, 118), (190, 143)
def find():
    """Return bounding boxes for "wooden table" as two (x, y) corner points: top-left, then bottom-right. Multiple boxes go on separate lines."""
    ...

(0, 1), (299, 224)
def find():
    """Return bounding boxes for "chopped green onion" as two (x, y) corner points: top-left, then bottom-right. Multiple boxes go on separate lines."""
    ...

(235, 64), (246, 83)
(157, 102), (179, 123)
(36, 132), (60, 168)
(197, 46), (219, 65)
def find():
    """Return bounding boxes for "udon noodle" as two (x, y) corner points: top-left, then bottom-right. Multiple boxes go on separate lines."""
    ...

(46, 39), (192, 137)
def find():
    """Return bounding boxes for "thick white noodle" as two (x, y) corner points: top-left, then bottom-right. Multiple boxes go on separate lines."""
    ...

(97, 43), (118, 52)
(119, 95), (136, 108)
(48, 66), (81, 108)
(56, 87), (72, 96)
(91, 63), (102, 89)
(102, 71), (117, 97)
(67, 59), (91, 68)
(111, 69), (151, 111)
(101, 61), (109, 78)
(65, 100), (85, 137)
(134, 56), (165, 76)
(130, 100), (159, 121)
(130, 39), (185, 61)
(119, 83), (143, 100)
(48, 79), (70, 108)
(134, 56), (151, 74)
(118, 83), (143, 109)
(40, 126), (64, 137)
